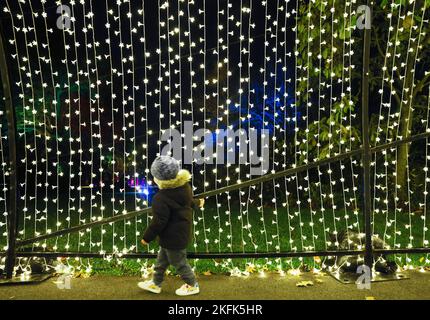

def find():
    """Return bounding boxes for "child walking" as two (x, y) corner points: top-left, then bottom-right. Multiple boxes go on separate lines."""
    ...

(138, 156), (204, 296)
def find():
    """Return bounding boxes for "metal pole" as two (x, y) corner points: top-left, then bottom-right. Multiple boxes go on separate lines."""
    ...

(0, 22), (18, 279)
(9, 249), (367, 259)
(361, 1), (373, 274)
(370, 131), (430, 153)
(2, 246), (429, 260)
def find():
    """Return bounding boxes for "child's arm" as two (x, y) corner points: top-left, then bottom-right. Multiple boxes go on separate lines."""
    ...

(142, 196), (171, 244)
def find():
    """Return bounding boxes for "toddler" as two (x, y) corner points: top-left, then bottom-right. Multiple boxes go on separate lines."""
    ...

(138, 156), (204, 296)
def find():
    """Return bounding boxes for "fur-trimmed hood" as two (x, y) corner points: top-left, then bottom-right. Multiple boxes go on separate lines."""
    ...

(154, 169), (191, 189)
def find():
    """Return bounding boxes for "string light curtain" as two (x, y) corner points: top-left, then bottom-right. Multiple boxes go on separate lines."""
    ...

(372, 1), (430, 269)
(0, 0), (428, 275)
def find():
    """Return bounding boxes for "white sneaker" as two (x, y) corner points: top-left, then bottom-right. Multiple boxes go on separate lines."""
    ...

(138, 280), (161, 294)
(175, 283), (200, 296)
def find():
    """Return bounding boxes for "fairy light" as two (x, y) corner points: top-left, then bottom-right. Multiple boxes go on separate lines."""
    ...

(374, 0), (399, 249)
(400, 1), (426, 258)
(139, 0), (151, 262)
(163, 1), (175, 138)
(424, 84), (430, 256)
(244, 0), (257, 254)
(177, 0), (182, 156)
(315, 0), (328, 256)
(405, 3), (427, 256)
(282, 0), (294, 269)
(217, 0), (230, 258)
(338, 0), (352, 249)
(157, 0), (163, 156)
(125, 0), (138, 252)
(225, 0), (234, 256)
(73, 0), (86, 256)
(27, 0), (50, 252)
(88, 0), (103, 254)
(234, 0), (259, 273)
(0, 112), (8, 252)
(164, 0), (172, 142)
(259, 0), (269, 255)
(259, 0), (275, 271)
(385, 1), (403, 255)
(326, 0), (339, 250)
(215, 0), (235, 269)
(39, 0), (61, 252)
(127, 0), (138, 251)
(347, 0), (361, 248)
(372, 0), (430, 269)
(51, 1), (68, 254)
(383, 1), (407, 254)
(17, 0), (44, 250)
(4, 1), (26, 248)
(105, 0), (117, 256)
(214, 0), (222, 253)
(81, 0), (93, 255)
(295, 0), (361, 265)
(388, 2), (416, 260)
(116, 0), (128, 253)
(394, 0), (417, 260)
(302, 0), (316, 255)
(238, 0), (257, 258)
(200, 0), (209, 253)
(271, 0), (282, 259)
(185, 0), (200, 270)
(422, 91), (430, 253)
(293, 0), (305, 254)
(288, 268), (301, 276)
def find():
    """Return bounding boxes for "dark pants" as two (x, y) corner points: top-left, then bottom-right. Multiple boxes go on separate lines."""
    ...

(153, 247), (196, 286)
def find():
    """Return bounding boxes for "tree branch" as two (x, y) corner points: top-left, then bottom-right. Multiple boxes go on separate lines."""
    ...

(374, 29), (402, 88)
(373, 30), (402, 108)
(413, 72), (430, 98)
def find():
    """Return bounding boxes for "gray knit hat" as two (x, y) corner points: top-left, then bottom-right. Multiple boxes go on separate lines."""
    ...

(150, 156), (180, 181)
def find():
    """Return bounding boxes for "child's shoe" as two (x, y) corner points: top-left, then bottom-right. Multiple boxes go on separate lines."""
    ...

(175, 283), (200, 296)
(138, 280), (161, 294)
